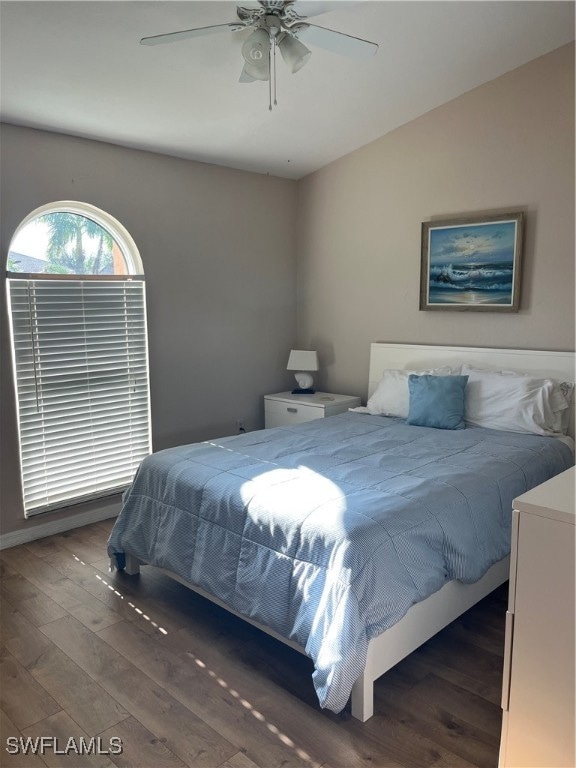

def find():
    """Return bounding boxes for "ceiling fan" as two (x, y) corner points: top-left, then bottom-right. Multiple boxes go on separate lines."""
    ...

(140, 0), (378, 109)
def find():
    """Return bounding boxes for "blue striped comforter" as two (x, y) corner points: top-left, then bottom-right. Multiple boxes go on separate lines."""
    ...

(107, 413), (573, 712)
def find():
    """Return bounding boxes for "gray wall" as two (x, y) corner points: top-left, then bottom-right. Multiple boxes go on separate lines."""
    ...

(296, 44), (575, 397)
(0, 126), (297, 536)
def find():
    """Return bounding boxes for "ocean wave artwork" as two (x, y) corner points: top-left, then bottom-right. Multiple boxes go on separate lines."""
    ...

(425, 218), (520, 307)
(428, 262), (514, 304)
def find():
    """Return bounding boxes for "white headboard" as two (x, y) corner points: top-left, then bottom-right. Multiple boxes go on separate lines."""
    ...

(368, 343), (576, 438)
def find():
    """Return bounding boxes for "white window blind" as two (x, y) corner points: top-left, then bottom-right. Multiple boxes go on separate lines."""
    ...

(7, 277), (151, 516)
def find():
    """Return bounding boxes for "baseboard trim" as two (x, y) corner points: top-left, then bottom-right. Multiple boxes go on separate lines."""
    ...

(0, 503), (120, 550)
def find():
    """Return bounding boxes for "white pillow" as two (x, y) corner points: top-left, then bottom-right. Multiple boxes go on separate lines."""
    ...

(462, 365), (573, 433)
(554, 381), (575, 434)
(461, 365), (571, 435)
(367, 367), (453, 418)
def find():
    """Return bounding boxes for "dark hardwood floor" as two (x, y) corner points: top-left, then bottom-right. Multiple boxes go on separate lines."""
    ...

(0, 519), (507, 768)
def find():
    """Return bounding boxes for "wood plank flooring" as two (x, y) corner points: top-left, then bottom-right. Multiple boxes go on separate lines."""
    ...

(0, 520), (507, 768)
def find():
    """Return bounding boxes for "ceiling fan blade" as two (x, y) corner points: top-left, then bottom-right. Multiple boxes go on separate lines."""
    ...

(290, 2), (359, 20)
(140, 23), (239, 47)
(296, 23), (377, 59)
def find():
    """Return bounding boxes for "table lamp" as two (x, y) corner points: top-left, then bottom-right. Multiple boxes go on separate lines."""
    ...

(287, 349), (319, 394)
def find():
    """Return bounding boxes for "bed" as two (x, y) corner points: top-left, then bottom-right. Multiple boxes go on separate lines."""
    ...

(107, 343), (575, 721)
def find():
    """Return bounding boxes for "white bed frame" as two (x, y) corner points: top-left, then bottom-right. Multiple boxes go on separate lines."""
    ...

(124, 343), (575, 721)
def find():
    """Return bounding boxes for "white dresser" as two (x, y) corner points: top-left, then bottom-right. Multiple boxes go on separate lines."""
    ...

(264, 391), (361, 428)
(499, 466), (575, 768)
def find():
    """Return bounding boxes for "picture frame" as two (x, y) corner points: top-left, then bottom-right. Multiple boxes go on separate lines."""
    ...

(420, 211), (524, 312)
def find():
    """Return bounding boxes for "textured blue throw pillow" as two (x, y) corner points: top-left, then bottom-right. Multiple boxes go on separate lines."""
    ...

(407, 374), (469, 430)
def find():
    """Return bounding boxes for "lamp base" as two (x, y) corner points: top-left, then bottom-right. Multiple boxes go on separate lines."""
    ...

(292, 371), (314, 392)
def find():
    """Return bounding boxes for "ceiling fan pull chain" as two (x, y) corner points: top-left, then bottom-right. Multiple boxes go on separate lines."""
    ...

(268, 40), (272, 111)
(273, 39), (278, 107)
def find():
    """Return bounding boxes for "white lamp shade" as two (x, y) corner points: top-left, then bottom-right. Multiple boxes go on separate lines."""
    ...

(287, 349), (318, 371)
(239, 66), (257, 83)
(242, 29), (270, 80)
(278, 34), (311, 74)
(240, 61), (269, 82)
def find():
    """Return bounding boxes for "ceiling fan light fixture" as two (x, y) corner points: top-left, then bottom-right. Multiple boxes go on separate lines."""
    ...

(239, 66), (257, 83)
(278, 33), (311, 73)
(241, 28), (271, 81)
(241, 60), (269, 82)
(242, 28), (270, 65)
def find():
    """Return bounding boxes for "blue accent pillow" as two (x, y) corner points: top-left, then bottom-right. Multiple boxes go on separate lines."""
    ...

(407, 374), (469, 430)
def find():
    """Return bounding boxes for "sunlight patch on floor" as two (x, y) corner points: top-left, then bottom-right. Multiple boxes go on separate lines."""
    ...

(70, 553), (169, 635)
(188, 650), (315, 764)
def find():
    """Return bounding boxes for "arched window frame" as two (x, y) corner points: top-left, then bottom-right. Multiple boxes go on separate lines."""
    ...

(8, 200), (144, 276)
(6, 201), (151, 516)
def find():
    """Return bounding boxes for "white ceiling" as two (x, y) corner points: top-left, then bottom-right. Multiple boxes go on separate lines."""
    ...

(1, 1), (574, 180)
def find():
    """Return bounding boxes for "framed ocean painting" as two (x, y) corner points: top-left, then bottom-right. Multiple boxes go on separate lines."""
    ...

(420, 212), (524, 312)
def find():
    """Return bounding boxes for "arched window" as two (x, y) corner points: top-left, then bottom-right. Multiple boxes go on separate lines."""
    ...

(6, 201), (151, 516)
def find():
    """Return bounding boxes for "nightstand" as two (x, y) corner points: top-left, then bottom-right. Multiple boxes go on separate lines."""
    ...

(264, 391), (361, 428)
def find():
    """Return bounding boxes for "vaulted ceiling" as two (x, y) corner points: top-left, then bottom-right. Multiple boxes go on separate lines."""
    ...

(1, 1), (574, 179)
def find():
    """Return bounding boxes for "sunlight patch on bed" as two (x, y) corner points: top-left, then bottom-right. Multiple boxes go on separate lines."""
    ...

(239, 466), (347, 521)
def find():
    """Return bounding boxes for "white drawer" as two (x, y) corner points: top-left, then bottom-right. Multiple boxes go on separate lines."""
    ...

(265, 400), (323, 428)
